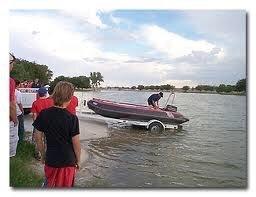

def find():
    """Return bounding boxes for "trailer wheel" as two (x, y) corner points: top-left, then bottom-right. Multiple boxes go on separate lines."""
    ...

(177, 125), (183, 130)
(148, 122), (164, 133)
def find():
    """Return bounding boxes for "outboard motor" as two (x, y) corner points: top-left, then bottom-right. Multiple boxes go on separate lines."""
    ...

(164, 92), (176, 112)
(165, 105), (177, 112)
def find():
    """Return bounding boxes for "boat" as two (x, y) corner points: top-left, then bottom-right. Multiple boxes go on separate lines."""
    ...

(87, 98), (189, 125)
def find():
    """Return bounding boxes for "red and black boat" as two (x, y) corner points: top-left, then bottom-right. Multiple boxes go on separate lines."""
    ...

(87, 98), (189, 125)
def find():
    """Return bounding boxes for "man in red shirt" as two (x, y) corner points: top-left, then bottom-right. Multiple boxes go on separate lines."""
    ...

(49, 85), (78, 115)
(31, 87), (53, 119)
(66, 95), (78, 115)
(9, 53), (18, 157)
(31, 87), (53, 160)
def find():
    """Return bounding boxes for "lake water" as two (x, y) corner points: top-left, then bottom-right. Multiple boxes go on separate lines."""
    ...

(74, 90), (247, 188)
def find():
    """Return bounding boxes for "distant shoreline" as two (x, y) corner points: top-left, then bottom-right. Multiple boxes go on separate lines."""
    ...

(74, 88), (246, 96)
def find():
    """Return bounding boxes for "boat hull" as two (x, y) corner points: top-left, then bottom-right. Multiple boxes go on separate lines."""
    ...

(87, 98), (189, 125)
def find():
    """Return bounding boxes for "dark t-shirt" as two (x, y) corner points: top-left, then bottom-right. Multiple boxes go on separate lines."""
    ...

(148, 93), (161, 102)
(33, 106), (80, 167)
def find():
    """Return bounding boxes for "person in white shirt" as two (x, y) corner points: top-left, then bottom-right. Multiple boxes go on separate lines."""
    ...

(15, 80), (25, 143)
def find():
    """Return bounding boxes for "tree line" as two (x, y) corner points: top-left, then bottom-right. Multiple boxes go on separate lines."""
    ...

(183, 79), (246, 93)
(133, 84), (175, 91)
(50, 72), (104, 90)
(10, 58), (245, 93)
(131, 78), (246, 93)
(10, 58), (53, 85)
(10, 58), (104, 89)
(49, 75), (91, 89)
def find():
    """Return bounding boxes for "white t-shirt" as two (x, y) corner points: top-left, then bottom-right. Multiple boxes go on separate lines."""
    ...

(15, 89), (23, 116)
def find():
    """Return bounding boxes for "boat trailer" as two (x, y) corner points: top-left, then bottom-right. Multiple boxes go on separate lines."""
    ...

(77, 111), (182, 133)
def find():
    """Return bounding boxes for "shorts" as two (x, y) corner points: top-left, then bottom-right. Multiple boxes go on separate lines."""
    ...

(44, 165), (76, 187)
(148, 99), (154, 106)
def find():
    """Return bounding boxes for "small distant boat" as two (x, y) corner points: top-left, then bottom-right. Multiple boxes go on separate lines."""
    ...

(87, 98), (189, 125)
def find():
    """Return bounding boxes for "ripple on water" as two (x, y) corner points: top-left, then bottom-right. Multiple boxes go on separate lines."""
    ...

(75, 93), (246, 187)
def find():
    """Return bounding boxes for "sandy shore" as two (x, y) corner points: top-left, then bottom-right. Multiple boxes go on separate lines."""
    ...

(24, 113), (109, 141)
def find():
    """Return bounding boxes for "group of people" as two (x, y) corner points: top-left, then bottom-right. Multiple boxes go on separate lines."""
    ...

(9, 53), (165, 188)
(31, 86), (79, 161)
(9, 53), (81, 187)
(18, 79), (42, 88)
(32, 83), (80, 187)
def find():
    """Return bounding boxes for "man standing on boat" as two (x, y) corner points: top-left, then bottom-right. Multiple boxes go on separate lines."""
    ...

(147, 92), (163, 109)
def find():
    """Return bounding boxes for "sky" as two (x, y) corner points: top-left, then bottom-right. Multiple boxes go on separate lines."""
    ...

(9, 10), (246, 88)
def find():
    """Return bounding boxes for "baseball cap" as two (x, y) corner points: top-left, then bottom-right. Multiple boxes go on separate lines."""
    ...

(38, 87), (48, 97)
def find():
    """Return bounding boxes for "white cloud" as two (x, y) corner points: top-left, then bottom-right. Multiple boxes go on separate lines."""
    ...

(10, 13), (103, 61)
(175, 47), (225, 65)
(9, 11), (134, 63)
(9, 10), (245, 87)
(184, 11), (246, 42)
(162, 80), (198, 88)
(140, 24), (224, 60)
(59, 9), (108, 29)
(109, 13), (130, 26)
(183, 10), (246, 61)
(10, 11), (177, 86)
(110, 14), (122, 24)
(100, 61), (175, 87)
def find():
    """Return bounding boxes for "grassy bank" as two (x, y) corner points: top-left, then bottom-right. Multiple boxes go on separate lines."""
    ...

(10, 141), (43, 187)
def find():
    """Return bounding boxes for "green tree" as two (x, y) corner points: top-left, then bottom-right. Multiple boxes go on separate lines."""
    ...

(195, 85), (203, 91)
(50, 75), (90, 90)
(137, 85), (144, 90)
(236, 78), (246, 92)
(165, 84), (172, 90)
(149, 85), (156, 90)
(182, 86), (190, 92)
(216, 84), (236, 93)
(226, 85), (235, 93)
(160, 84), (172, 90)
(10, 58), (53, 84)
(90, 72), (104, 89)
(49, 76), (69, 89)
(170, 85), (175, 91)
(76, 76), (91, 89)
(216, 84), (226, 93)
(96, 72), (104, 87)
